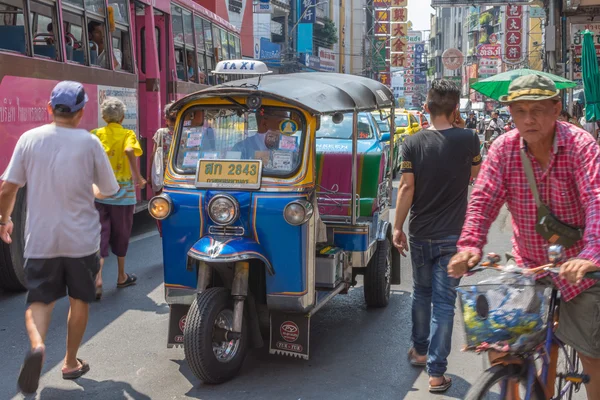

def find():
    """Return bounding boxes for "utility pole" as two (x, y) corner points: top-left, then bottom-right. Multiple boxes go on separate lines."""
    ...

(545, 0), (557, 73)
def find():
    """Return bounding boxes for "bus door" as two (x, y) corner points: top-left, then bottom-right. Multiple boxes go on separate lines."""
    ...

(135, 3), (167, 199)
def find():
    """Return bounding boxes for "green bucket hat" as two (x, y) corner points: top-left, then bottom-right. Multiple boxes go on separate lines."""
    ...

(499, 74), (560, 103)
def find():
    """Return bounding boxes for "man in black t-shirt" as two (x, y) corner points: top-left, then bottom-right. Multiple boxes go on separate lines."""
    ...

(393, 79), (481, 393)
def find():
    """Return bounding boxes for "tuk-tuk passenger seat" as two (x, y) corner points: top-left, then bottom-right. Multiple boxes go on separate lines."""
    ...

(315, 152), (384, 217)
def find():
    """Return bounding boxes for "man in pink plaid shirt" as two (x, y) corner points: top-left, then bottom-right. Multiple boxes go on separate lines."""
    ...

(448, 74), (600, 399)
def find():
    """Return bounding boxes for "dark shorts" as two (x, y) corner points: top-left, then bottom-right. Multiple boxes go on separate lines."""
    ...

(25, 253), (100, 304)
(95, 203), (134, 258)
(555, 281), (600, 359)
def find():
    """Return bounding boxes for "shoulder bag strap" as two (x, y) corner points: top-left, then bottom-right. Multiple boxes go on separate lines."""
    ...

(519, 148), (542, 207)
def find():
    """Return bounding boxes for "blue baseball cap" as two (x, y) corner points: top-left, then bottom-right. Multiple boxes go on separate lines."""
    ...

(50, 81), (88, 113)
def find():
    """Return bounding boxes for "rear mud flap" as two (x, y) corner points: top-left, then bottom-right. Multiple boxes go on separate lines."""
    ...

(167, 304), (190, 348)
(269, 312), (310, 360)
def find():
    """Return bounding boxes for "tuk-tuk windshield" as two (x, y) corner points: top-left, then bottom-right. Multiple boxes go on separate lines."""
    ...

(174, 106), (305, 176)
(395, 115), (409, 127)
(316, 113), (375, 140)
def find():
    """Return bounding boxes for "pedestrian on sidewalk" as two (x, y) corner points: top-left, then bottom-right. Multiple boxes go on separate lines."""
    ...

(92, 97), (145, 300)
(0, 81), (119, 394)
(393, 79), (482, 393)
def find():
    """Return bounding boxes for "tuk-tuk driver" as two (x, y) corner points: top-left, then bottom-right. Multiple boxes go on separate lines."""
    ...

(232, 109), (287, 159)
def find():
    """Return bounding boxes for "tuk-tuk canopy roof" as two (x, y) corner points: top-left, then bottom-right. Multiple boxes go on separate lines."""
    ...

(171, 73), (395, 115)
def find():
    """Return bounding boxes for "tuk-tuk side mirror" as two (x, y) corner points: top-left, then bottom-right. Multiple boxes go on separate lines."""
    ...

(396, 127), (405, 134)
(380, 132), (390, 142)
(412, 122), (419, 128)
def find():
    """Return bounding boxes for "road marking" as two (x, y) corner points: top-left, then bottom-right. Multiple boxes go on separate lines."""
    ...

(130, 230), (159, 243)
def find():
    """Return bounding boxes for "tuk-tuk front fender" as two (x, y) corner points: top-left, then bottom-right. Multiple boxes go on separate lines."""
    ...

(187, 236), (274, 276)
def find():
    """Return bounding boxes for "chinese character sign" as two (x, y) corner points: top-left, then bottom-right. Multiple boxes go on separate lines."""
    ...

(391, 7), (407, 23)
(373, 0), (391, 6)
(299, 0), (316, 24)
(375, 9), (390, 35)
(391, 22), (407, 37)
(389, 4), (408, 73)
(504, 5), (524, 63)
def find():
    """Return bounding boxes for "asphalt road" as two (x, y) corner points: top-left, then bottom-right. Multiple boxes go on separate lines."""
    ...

(0, 183), (565, 400)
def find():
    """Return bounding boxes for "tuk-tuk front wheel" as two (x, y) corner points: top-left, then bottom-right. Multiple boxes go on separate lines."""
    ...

(184, 287), (248, 384)
(363, 237), (392, 308)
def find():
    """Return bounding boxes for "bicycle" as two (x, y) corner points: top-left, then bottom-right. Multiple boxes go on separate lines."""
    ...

(459, 245), (600, 399)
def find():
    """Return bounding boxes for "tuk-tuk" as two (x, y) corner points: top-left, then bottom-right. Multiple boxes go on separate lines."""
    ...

(148, 60), (401, 384)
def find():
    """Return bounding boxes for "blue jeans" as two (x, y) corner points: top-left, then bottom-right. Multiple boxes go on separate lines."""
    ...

(410, 235), (460, 377)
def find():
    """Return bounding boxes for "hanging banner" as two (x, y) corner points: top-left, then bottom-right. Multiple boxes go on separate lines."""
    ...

(299, 0), (316, 24)
(503, 4), (524, 64)
(374, 9), (390, 35)
(373, 0), (391, 6)
(378, 72), (391, 87)
(390, 7), (407, 22)
(390, 52), (408, 68)
(391, 36), (408, 53)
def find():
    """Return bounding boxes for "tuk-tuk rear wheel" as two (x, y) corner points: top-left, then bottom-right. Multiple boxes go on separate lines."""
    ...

(184, 287), (248, 384)
(363, 237), (392, 308)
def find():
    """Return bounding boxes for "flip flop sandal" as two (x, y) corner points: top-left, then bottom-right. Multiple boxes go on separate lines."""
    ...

(117, 273), (137, 289)
(95, 286), (103, 300)
(62, 358), (90, 380)
(429, 376), (452, 393)
(17, 347), (45, 394)
(407, 348), (426, 367)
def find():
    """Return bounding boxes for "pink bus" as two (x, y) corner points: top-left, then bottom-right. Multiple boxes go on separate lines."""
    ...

(0, 0), (241, 291)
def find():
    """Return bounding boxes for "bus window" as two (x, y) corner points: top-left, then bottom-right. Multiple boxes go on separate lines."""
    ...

(0, 0), (26, 54)
(108, 0), (128, 24)
(194, 16), (206, 83)
(234, 36), (241, 59)
(194, 15), (203, 52)
(62, 0), (83, 7)
(175, 49), (185, 80)
(85, 0), (105, 15)
(219, 28), (228, 60)
(172, 5), (187, 80)
(31, 1), (59, 60)
(203, 18), (212, 54)
(197, 52), (206, 84)
(227, 32), (236, 60)
(205, 54), (214, 85)
(62, 12), (84, 64)
(112, 27), (132, 71)
(88, 19), (125, 70)
(212, 24), (220, 60)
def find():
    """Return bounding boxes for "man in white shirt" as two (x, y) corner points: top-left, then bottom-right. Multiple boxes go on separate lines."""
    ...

(580, 108), (598, 139)
(0, 81), (119, 394)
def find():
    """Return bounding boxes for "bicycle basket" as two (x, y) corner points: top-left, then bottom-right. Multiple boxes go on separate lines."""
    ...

(457, 283), (551, 353)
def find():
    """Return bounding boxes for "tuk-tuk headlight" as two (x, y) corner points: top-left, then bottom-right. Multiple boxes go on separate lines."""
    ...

(208, 194), (239, 225)
(284, 200), (313, 226)
(149, 194), (172, 220)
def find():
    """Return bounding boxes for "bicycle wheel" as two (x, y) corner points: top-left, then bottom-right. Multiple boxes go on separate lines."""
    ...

(465, 364), (546, 400)
(554, 343), (584, 400)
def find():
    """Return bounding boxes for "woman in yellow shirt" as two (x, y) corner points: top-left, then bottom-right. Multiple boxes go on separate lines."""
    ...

(92, 97), (145, 300)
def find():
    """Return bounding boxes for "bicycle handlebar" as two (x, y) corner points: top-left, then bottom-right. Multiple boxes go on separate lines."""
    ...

(466, 259), (600, 280)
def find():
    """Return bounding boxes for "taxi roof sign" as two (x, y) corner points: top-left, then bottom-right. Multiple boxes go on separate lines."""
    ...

(211, 60), (272, 75)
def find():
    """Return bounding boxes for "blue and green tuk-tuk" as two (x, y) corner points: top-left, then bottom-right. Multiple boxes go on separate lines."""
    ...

(148, 60), (401, 383)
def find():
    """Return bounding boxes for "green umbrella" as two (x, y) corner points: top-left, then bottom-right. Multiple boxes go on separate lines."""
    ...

(582, 30), (600, 122)
(471, 68), (577, 101)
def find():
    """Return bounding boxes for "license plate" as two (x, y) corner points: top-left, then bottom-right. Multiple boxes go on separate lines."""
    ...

(195, 159), (262, 189)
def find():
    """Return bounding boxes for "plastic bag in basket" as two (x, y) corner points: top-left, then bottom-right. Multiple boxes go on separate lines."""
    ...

(457, 269), (550, 352)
